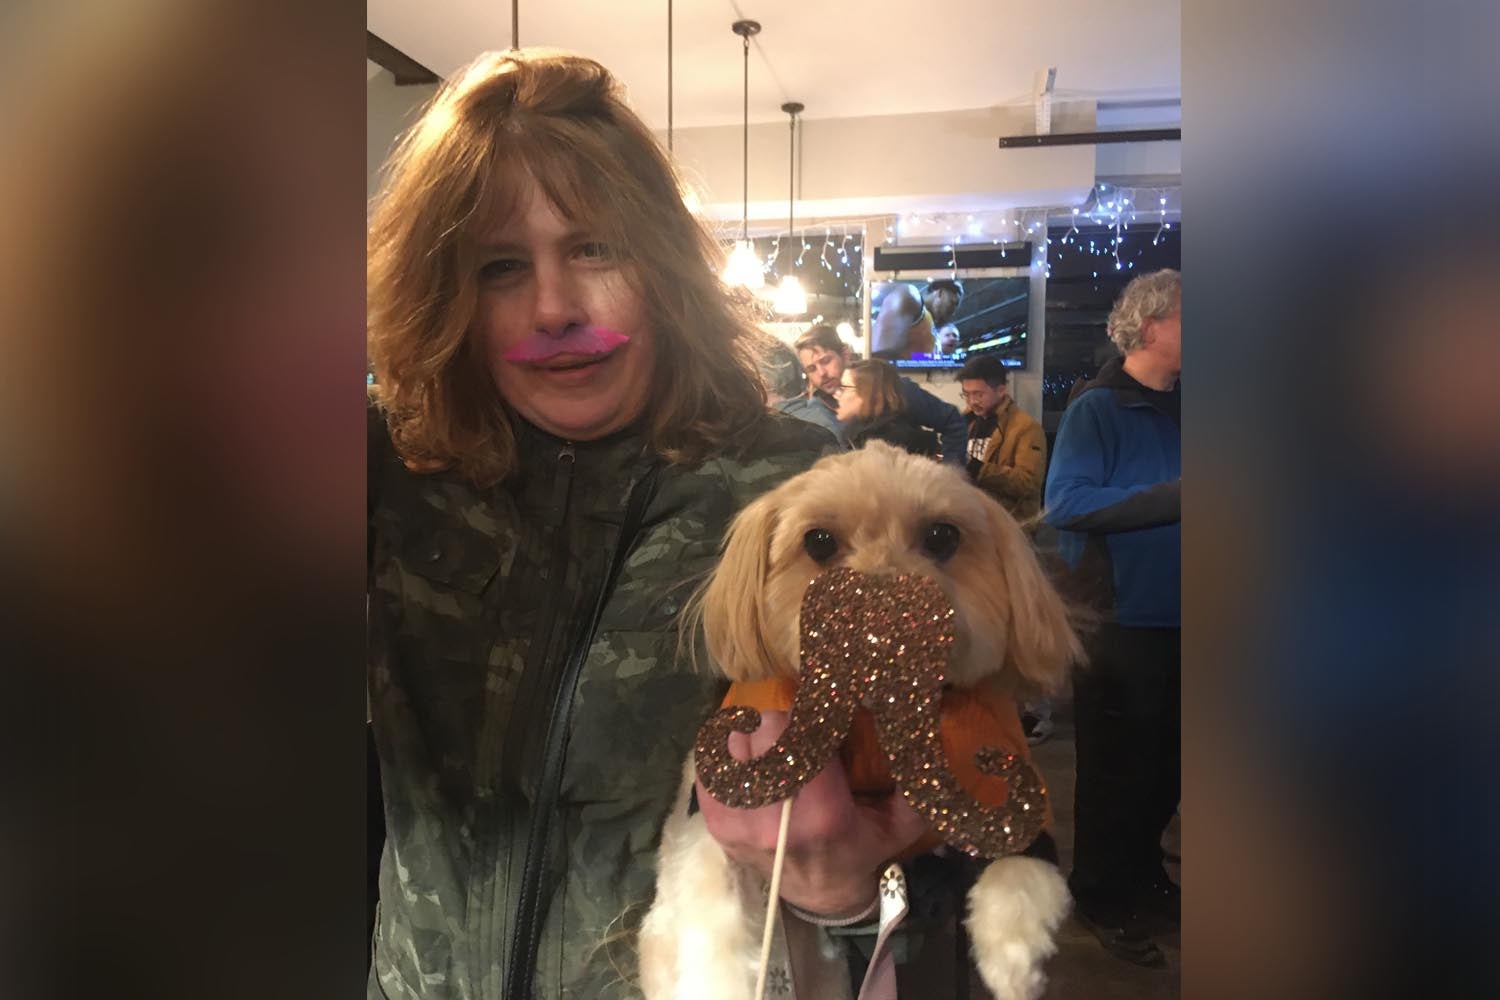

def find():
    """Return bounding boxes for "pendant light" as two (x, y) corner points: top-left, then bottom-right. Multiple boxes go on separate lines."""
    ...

(722, 19), (765, 289)
(773, 101), (807, 316)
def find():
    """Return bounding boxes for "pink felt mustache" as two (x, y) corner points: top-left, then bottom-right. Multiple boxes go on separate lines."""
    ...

(501, 326), (630, 364)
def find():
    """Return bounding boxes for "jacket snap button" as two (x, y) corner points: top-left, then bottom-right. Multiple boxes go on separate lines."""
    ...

(425, 547), (443, 563)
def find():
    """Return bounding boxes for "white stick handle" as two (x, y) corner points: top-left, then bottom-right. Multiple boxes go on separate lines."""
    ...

(753, 796), (795, 1000)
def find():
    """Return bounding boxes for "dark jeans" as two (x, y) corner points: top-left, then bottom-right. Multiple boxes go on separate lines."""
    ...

(1068, 624), (1181, 913)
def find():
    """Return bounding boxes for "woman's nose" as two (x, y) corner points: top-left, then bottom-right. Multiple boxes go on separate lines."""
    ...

(531, 259), (587, 336)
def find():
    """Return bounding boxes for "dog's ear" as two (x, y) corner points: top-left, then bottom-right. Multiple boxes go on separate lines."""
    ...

(987, 502), (1084, 695)
(694, 490), (782, 681)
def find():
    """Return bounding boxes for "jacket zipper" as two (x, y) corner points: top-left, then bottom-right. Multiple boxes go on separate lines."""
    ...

(491, 442), (575, 1000)
(504, 455), (660, 1000)
(548, 443), (576, 523)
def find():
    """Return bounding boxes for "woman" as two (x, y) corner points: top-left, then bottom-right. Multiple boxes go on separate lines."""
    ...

(836, 359), (941, 458)
(367, 51), (903, 1000)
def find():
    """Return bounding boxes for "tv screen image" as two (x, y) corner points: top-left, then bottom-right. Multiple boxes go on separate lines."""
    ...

(868, 276), (1030, 370)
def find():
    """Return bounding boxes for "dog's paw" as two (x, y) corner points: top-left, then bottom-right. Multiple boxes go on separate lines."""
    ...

(965, 855), (1071, 1000)
(640, 796), (765, 1000)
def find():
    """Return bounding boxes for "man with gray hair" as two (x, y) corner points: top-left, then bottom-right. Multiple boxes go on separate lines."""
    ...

(1044, 268), (1181, 967)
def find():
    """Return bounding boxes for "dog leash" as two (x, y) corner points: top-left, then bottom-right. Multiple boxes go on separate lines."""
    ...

(755, 838), (911, 1000)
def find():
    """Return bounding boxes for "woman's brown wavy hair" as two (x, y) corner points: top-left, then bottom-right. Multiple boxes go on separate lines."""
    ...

(845, 359), (907, 422)
(368, 49), (767, 486)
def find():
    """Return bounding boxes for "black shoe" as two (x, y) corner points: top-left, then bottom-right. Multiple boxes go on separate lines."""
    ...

(1020, 713), (1054, 746)
(1136, 878), (1181, 931)
(1074, 905), (1167, 968)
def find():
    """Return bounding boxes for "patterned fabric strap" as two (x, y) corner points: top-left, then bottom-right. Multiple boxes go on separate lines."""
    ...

(855, 863), (909, 1000)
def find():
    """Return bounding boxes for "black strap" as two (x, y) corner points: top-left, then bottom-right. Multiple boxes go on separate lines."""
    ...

(504, 461), (663, 999)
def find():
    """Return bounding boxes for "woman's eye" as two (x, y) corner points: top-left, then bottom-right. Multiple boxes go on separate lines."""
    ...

(921, 522), (961, 562)
(479, 259), (525, 282)
(576, 241), (612, 261)
(802, 528), (839, 564)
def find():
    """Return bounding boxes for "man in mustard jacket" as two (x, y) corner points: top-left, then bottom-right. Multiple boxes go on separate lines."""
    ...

(957, 356), (1046, 522)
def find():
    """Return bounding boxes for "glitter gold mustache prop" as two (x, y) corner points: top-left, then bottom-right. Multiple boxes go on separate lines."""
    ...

(695, 567), (1047, 858)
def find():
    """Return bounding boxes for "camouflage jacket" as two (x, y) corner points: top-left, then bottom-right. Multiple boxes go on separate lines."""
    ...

(368, 411), (834, 1000)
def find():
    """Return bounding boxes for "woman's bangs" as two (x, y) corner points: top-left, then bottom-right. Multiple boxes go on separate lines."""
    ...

(520, 138), (619, 234)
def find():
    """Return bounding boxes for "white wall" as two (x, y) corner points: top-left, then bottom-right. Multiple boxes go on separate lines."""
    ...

(367, 71), (438, 202)
(668, 101), (1099, 226)
(1096, 140), (1181, 182)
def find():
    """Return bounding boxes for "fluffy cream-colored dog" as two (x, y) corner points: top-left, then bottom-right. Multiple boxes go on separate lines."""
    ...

(639, 440), (1082, 1000)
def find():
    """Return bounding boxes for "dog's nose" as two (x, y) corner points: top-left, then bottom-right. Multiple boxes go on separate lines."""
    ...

(843, 549), (933, 580)
(808, 566), (955, 654)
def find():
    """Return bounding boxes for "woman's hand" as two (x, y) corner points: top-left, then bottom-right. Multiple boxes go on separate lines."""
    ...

(695, 709), (930, 917)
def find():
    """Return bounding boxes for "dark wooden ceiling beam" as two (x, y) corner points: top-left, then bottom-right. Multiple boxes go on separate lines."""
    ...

(997, 128), (1181, 149)
(367, 32), (440, 86)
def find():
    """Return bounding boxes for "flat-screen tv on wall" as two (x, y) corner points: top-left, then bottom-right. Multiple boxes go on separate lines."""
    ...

(868, 275), (1030, 370)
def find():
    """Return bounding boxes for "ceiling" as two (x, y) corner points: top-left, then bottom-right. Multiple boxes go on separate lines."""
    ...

(368, 0), (1180, 129)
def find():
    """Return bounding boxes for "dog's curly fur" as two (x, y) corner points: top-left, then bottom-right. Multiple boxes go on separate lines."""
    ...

(641, 442), (1081, 999)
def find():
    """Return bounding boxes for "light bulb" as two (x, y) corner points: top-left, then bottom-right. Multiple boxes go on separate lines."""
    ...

(723, 240), (765, 289)
(773, 275), (807, 316)
(835, 321), (855, 342)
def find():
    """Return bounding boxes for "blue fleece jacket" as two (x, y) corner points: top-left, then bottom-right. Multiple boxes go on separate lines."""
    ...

(776, 396), (849, 448)
(894, 377), (967, 467)
(1045, 359), (1180, 627)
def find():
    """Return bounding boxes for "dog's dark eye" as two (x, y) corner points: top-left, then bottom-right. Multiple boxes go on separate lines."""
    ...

(803, 528), (839, 564)
(922, 522), (961, 562)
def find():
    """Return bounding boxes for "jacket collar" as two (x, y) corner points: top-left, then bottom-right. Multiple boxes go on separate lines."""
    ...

(1085, 358), (1144, 401)
(509, 417), (654, 502)
(965, 397), (1012, 428)
(1082, 357), (1180, 418)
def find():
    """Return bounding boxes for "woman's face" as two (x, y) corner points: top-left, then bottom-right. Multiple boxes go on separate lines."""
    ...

(473, 176), (656, 442)
(835, 376), (864, 422)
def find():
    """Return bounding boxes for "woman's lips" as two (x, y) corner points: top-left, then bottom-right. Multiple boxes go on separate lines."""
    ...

(536, 352), (609, 371)
(530, 347), (621, 382)
(502, 325), (631, 364)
